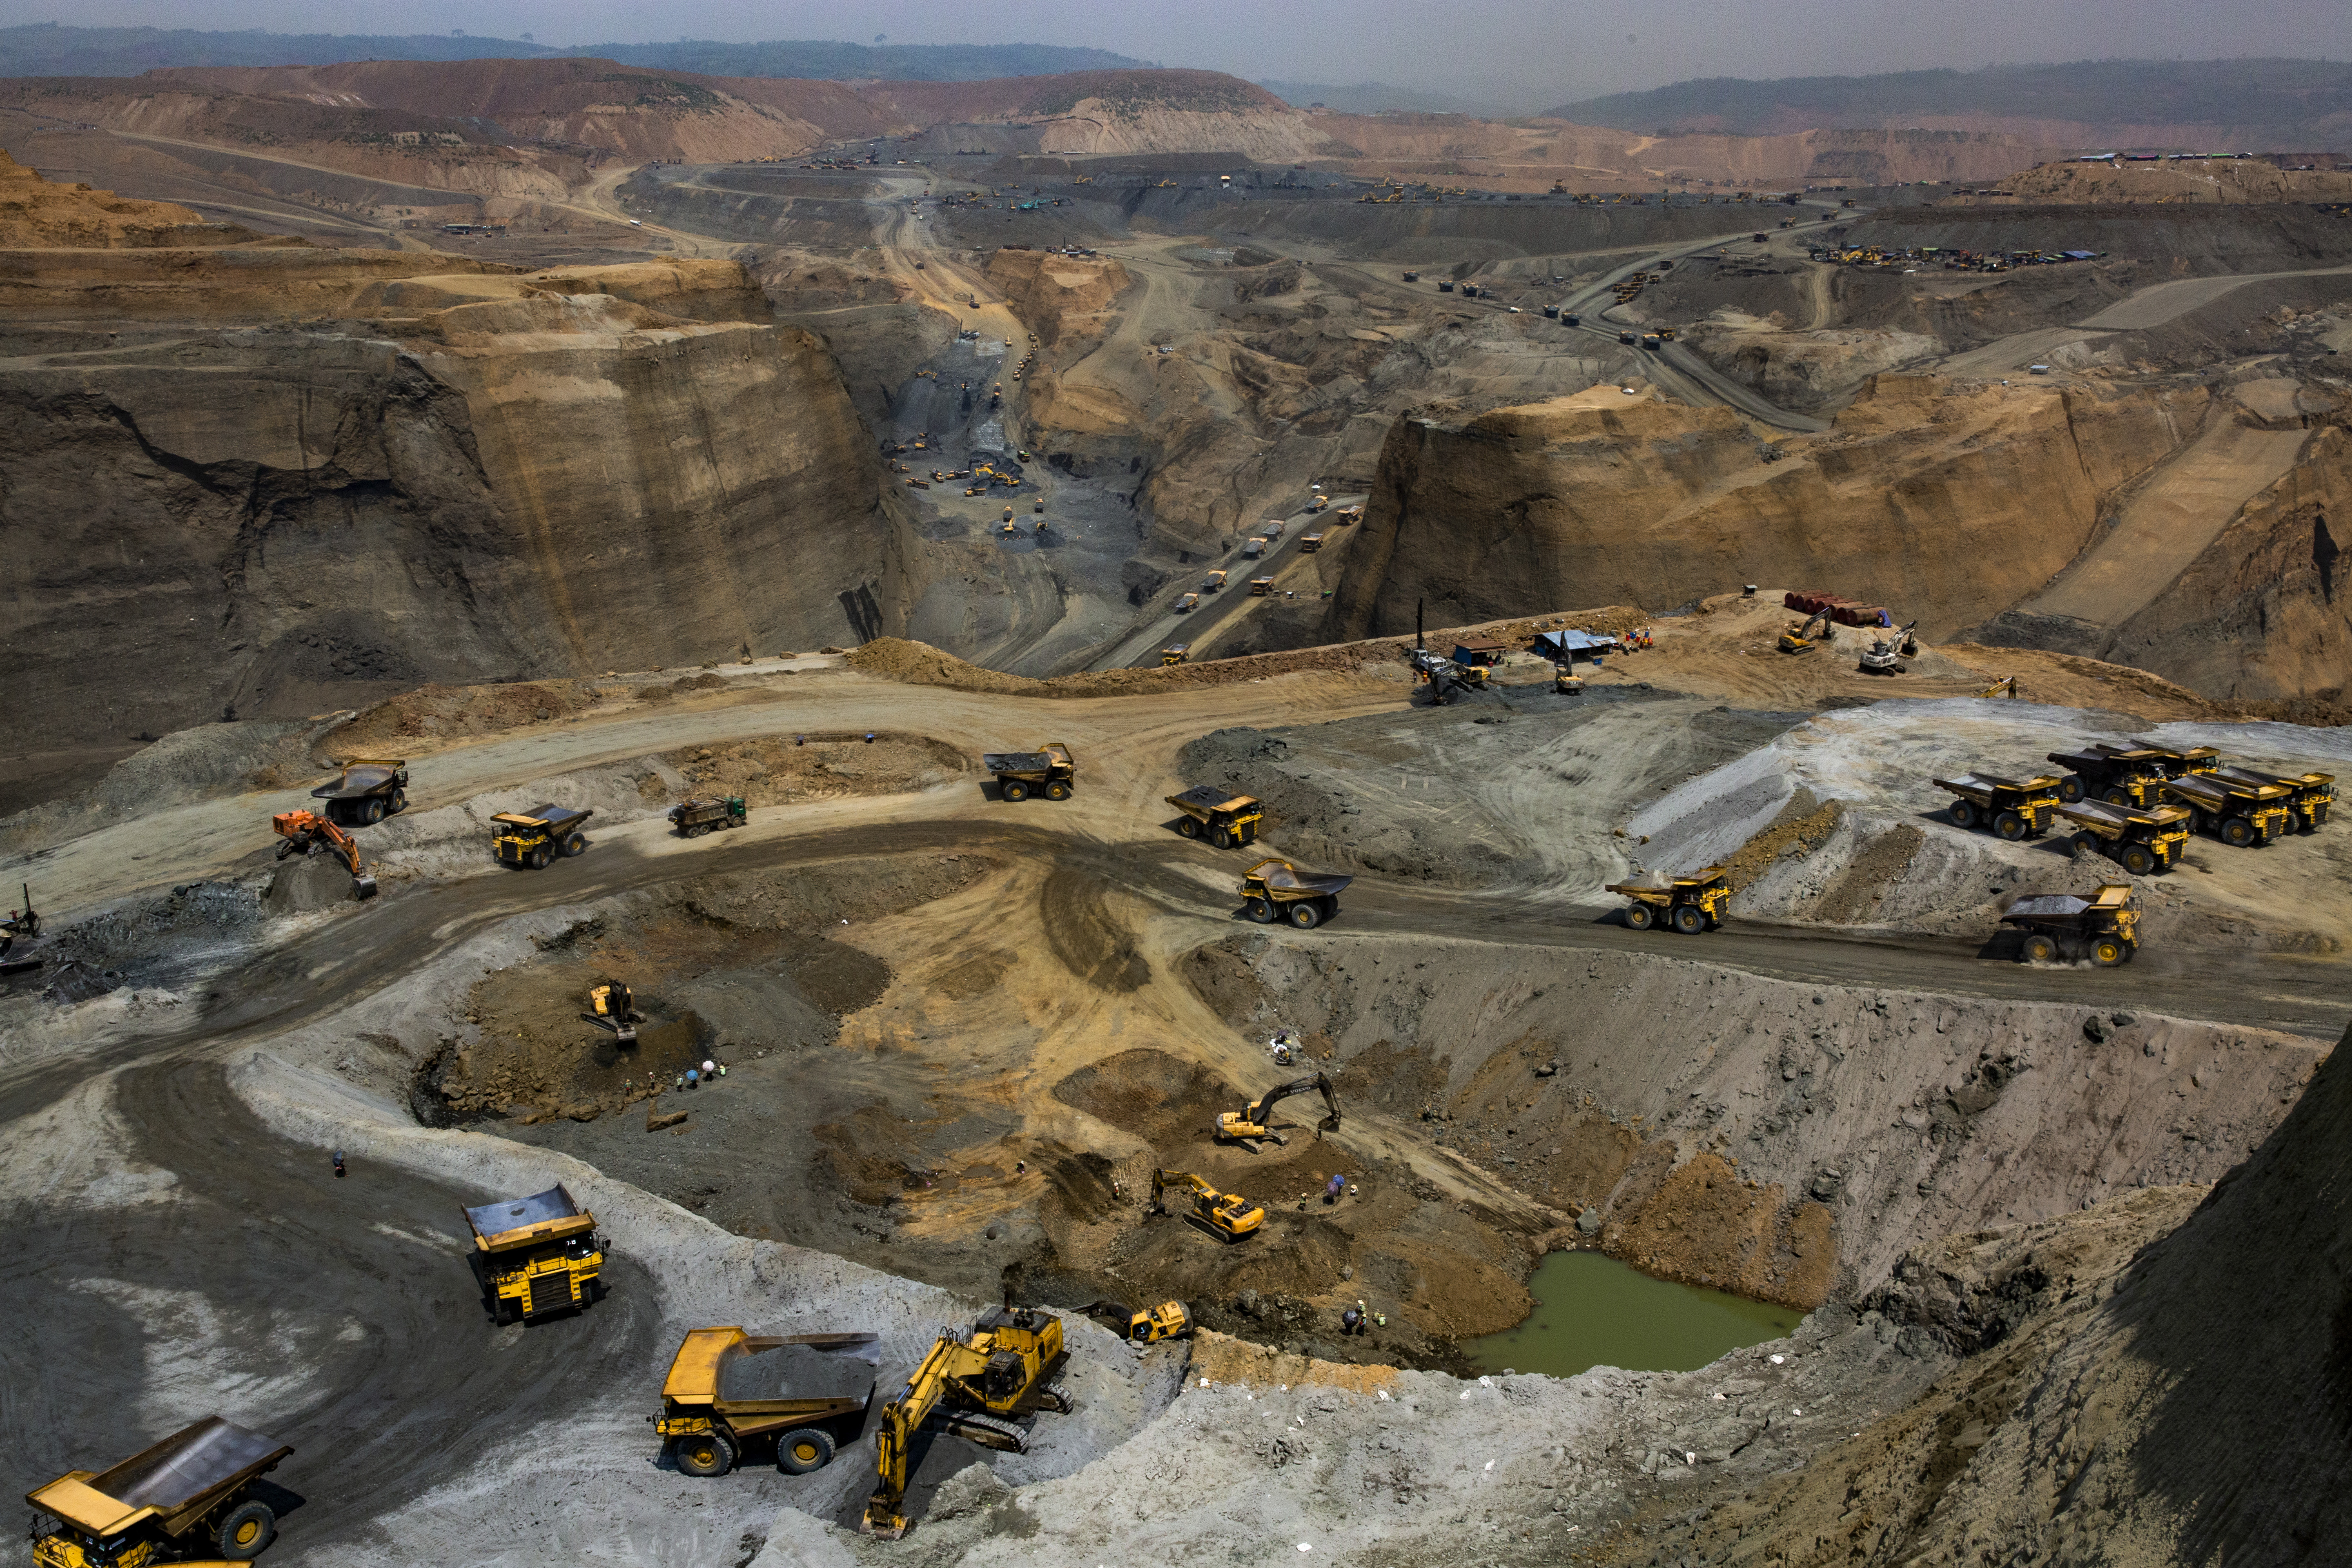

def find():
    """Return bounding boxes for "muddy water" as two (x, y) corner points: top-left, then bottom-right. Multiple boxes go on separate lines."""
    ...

(1466, 1252), (1801, 1379)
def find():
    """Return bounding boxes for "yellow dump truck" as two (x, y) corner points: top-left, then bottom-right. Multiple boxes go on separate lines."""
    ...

(309, 757), (409, 826)
(29, 1417), (294, 1566)
(982, 743), (1075, 802)
(1605, 866), (1731, 933)
(1249, 577), (1276, 597)
(2161, 771), (2293, 847)
(1932, 772), (2061, 839)
(1160, 644), (1190, 666)
(2211, 763), (2332, 833)
(492, 804), (592, 869)
(657, 1328), (880, 1478)
(464, 1184), (604, 1322)
(1999, 883), (2139, 966)
(2056, 799), (2192, 876)
(1165, 785), (1264, 848)
(1299, 533), (1324, 553)
(1239, 858), (1352, 928)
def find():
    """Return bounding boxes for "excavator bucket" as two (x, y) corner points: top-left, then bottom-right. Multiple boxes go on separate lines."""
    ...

(353, 871), (379, 900)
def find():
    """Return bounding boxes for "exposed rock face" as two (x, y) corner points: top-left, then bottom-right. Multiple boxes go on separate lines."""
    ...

(982, 248), (1129, 351)
(1682, 310), (1942, 411)
(0, 149), (219, 247)
(1330, 376), (2205, 643)
(0, 253), (887, 760)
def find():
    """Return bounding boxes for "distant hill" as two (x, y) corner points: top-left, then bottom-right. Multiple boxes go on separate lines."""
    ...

(1548, 58), (2352, 149)
(0, 23), (1147, 83)
(1257, 79), (1509, 118)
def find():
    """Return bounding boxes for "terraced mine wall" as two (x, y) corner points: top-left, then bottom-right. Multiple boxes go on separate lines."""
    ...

(0, 251), (890, 767)
(1329, 375), (2205, 644)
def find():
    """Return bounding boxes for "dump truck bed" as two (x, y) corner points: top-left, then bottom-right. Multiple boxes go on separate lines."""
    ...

(492, 804), (591, 832)
(664, 1329), (879, 1434)
(1934, 772), (2055, 795)
(1167, 785), (1257, 817)
(2003, 884), (2134, 923)
(464, 1184), (595, 1254)
(2056, 800), (2187, 831)
(1247, 860), (1354, 898)
(31, 1417), (291, 1540)
(311, 761), (404, 800)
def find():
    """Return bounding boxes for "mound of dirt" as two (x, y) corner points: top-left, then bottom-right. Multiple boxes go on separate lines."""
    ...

(0, 148), (240, 247)
(657, 732), (972, 807)
(262, 851), (367, 914)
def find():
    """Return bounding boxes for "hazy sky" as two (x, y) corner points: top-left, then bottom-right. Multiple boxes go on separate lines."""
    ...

(19, 1), (2352, 105)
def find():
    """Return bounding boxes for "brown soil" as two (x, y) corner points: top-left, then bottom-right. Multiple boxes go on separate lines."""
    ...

(654, 731), (974, 807)
(432, 855), (991, 1121)
(1034, 1045), (1541, 1367)
(323, 679), (608, 756)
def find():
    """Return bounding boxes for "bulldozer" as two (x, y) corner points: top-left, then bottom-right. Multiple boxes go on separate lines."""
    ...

(1856, 619), (1918, 675)
(1216, 1073), (1341, 1150)
(588, 980), (641, 1045)
(1151, 1169), (1265, 1242)
(270, 810), (379, 899)
(1081, 1299), (1192, 1344)
(29, 1417), (294, 1567)
(864, 1305), (1071, 1538)
(1777, 610), (1834, 655)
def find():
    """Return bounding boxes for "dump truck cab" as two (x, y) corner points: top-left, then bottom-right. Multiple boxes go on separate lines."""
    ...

(2161, 771), (2293, 847)
(493, 805), (592, 869)
(29, 1417), (293, 1567)
(659, 1327), (880, 1479)
(2046, 744), (2172, 808)
(310, 757), (409, 825)
(464, 1184), (604, 1321)
(1239, 858), (1353, 929)
(982, 743), (1076, 802)
(1604, 866), (1732, 933)
(2127, 739), (2221, 779)
(668, 796), (747, 836)
(1933, 772), (2062, 839)
(2000, 883), (2139, 966)
(2056, 799), (2193, 876)
(1166, 785), (1265, 849)
(2211, 763), (2332, 832)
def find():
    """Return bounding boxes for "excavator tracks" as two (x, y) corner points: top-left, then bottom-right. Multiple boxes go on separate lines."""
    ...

(943, 1409), (1031, 1452)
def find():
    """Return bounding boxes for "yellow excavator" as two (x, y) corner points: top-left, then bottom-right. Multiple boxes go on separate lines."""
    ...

(1777, 610), (1834, 655)
(864, 1304), (1072, 1539)
(1216, 1073), (1341, 1150)
(1151, 1169), (1265, 1241)
(588, 980), (640, 1045)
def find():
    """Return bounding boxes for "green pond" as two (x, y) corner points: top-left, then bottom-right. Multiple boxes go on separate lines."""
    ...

(1466, 1251), (1803, 1379)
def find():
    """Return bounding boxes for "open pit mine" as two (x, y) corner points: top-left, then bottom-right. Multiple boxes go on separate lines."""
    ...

(2, 51), (2350, 1568)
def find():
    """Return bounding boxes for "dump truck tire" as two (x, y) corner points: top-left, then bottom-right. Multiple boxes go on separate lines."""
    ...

(1213, 827), (1234, 849)
(2102, 787), (2132, 806)
(1246, 897), (1276, 924)
(1625, 902), (1654, 930)
(2058, 775), (2085, 803)
(563, 831), (587, 856)
(1994, 810), (2027, 841)
(216, 1500), (276, 1560)
(1947, 799), (1976, 829)
(1671, 904), (1706, 935)
(362, 795), (387, 824)
(2070, 832), (2097, 859)
(2220, 816), (2256, 848)
(1177, 817), (1201, 838)
(2022, 933), (2058, 964)
(529, 845), (552, 870)
(778, 1428), (835, 1475)
(2091, 937), (2128, 967)
(2121, 844), (2157, 876)
(673, 1430), (736, 1477)
(1289, 900), (1322, 929)
(1002, 780), (1030, 802)
(1045, 781), (1072, 801)
(390, 788), (407, 814)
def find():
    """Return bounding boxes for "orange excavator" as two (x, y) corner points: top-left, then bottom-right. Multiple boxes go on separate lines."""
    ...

(271, 810), (379, 899)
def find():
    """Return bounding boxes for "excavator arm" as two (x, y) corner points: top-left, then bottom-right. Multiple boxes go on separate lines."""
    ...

(271, 810), (379, 898)
(1246, 1074), (1340, 1135)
